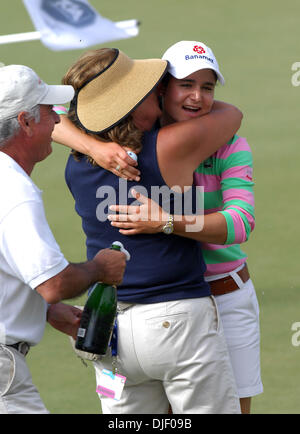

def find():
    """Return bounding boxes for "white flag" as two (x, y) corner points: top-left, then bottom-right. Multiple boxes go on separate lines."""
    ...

(22, 0), (139, 51)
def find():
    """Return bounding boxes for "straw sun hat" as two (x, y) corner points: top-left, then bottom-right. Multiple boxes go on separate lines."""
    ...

(75, 49), (168, 134)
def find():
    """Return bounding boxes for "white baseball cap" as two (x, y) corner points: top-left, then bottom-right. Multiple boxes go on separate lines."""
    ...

(0, 64), (74, 121)
(162, 41), (225, 85)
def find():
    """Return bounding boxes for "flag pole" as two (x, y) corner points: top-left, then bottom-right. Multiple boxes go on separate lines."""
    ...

(0, 31), (41, 45)
(0, 20), (140, 46)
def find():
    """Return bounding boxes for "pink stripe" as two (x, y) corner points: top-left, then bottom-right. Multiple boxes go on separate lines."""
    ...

(222, 165), (253, 181)
(227, 206), (255, 231)
(203, 209), (255, 248)
(217, 137), (251, 159)
(194, 165), (253, 194)
(223, 188), (254, 207)
(228, 210), (247, 243)
(193, 172), (219, 192)
(205, 258), (247, 276)
(204, 207), (255, 231)
(53, 105), (68, 114)
(203, 242), (233, 251)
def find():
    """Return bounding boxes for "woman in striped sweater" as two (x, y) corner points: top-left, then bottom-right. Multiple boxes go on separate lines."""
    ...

(100, 41), (262, 413)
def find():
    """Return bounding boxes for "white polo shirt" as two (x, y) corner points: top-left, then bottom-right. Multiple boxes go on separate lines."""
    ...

(0, 152), (69, 346)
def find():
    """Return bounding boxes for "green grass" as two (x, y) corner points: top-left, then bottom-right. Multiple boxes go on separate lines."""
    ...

(1, 0), (300, 414)
(27, 321), (102, 414)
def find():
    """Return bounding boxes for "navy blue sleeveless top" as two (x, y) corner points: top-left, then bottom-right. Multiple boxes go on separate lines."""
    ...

(65, 128), (210, 303)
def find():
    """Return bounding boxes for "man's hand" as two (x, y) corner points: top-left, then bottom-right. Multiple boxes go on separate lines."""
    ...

(93, 248), (127, 285)
(47, 303), (82, 340)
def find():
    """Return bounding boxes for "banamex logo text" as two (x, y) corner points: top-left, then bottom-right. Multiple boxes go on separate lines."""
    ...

(185, 45), (214, 63)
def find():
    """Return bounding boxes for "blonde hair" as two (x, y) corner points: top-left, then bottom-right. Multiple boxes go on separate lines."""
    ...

(63, 48), (143, 164)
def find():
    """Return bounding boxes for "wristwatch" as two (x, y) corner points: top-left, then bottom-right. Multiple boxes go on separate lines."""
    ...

(162, 215), (174, 235)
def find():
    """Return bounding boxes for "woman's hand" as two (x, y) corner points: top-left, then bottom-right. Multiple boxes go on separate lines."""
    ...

(53, 115), (140, 181)
(108, 189), (169, 235)
(89, 142), (141, 181)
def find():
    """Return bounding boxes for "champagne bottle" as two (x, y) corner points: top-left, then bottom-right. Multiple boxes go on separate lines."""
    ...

(75, 243), (121, 355)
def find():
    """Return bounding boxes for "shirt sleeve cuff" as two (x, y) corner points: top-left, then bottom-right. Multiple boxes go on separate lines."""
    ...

(29, 258), (69, 289)
(219, 210), (236, 245)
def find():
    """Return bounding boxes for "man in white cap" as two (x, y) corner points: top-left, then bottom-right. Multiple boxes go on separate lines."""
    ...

(0, 65), (127, 414)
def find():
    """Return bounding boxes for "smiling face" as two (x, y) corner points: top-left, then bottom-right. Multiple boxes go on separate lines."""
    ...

(161, 69), (217, 125)
(28, 104), (60, 162)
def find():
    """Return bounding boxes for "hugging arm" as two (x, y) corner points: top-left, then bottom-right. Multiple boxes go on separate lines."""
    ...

(108, 189), (228, 244)
(52, 113), (140, 181)
(156, 101), (243, 188)
(108, 134), (255, 246)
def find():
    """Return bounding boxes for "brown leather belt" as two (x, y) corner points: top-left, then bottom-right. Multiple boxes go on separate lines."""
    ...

(209, 264), (250, 296)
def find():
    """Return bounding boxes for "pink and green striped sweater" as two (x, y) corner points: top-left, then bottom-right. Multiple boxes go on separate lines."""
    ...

(194, 134), (255, 277)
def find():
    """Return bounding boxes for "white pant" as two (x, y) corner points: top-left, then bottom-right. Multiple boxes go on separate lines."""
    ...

(0, 344), (49, 414)
(214, 278), (263, 398)
(94, 296), (241, 414)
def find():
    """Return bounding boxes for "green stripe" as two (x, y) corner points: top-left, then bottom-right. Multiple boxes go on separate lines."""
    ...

(204, 190), (223, 209)
(220, 211), (236, 244)
(195, 149), (252, 176)
(221, 177), (254, 191)
(220, 151), (253, 172)
(204, 194), (255, 217)
(203, 244), (247, 264)
(221, 209), (253, 242)
(226, 206), (254, 222)
(235, 209), (252, 238)
(227, 135), (240, 145)
(224, 199), (254, 217)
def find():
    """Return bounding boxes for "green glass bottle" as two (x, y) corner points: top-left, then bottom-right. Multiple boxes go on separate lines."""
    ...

(75, 243), (120, 355)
